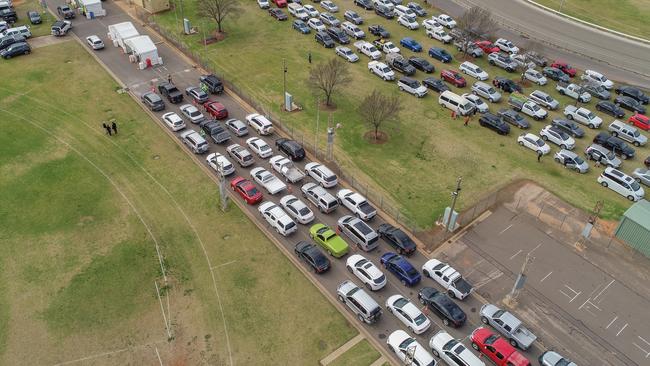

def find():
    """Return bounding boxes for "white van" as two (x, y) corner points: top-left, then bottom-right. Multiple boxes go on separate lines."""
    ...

(438, 90), (475, 116)
(597, 167), (644, 201)
(2, 25), (31, 39)
(459, 61), (488, 80)
(394, 5), (415, 18)
(288, 3), (309, 20)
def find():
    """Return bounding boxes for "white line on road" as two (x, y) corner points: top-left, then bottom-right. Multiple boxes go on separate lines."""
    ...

(509, 249), (522, 260)
(606, 315), (618, 329)
(593, 279), (615, 303)
(498, 224), (513, 235)
(559, 284), (581, 303)
(632, 338), (650, 359)
(616, 323), (628, 336)
(540, 271), (553, 282)
(473, 270), (504, 290)
(528, 243), (542, 255)
(155, 347), (163, 366)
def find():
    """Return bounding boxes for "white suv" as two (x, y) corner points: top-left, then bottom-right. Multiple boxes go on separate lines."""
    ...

(430, 331), (485, 366)
(581, 69), (613, 89)
(258, 201), (298, 236)
(598, 167), (645, 201)
(337, 189), (377, 220)
(459, 61), (488, 80)
(305, 162), (338, 187)
(246, 113), (274, 135)
(397, 77), (427, 97)
(346, 254), (386, 291)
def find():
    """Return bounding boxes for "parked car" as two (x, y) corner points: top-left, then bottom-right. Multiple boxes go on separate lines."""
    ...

(315, 30), (335, 47)
(374, 4), (395, 19)
(529, 90), (559, 110)
(180, 130), (208, 154)
(552, 118), (585, 138)
(270, 155), (305, 183)
(85, 35), (105, 50)
(225, 118), (248, 137)
(436, 13), (456, 28)
(598, 167), (645, 201)
(258, 201), (297, 236)
(226, 143), (255, 167)
(488, 52), (518, 72)
(185, 86), (209, 104)
(280, 195), (314, 224)
(474, 40), (499, 54)
(307, 17), (326, 31)
(398, 76), (427, 97)
(554, 149), (589, 173)
(459, 61), (488, 81)
(355, 0), (374, 9)
(305, 162), (338, 187)
(426, 27), (452, 43)
(387, 330), (435, 366)
(0, 34), (25, 51)
(337, 189), (377, 220)
(418, 287), (466, 327)
(608, 120), (647, 146)
(556, 82), (591, 103)
(523, 68), (547, 85)
(498, 108), (529, 129)
(386, 294), (431, 334)
(479, 113), (510, 135)
(26, 10), (41, 24)
(294, 241), (330, 273)
(385, 53), (415, 75)
(368, 24), (390, 38)
(421, 259), (473, 299)
(292, 19), (311, 33)
(423, 77), (449, 93)
(633, 168), (650, 187)
(158, 82), (183, 104)
(204, 100), (228, 119)
(141, 92), (165, 111)
(319, 12), (340, 27)
(246, 136), (273, 158)
(629, 113), (650, 131)
(377, 223), (416, 255)
(206, 153), (234, 176)
(593, 132), (635, 160)
(471, 327), (531, 366)
(472, 81), (501, 102)
(198, 121), (230, 145)
(161, 112), (186, 132)
(326, 26), (350, 44)
(407, 2), (426, 16)
(275, 138), (305, 160)
(301, 182), (339, 213)
(550, 60), (576, 77)
(542, 67), (570, 83)
(441, 69), (466, 87)
(454, 39), (483, 58)
(539, 351), (577, 366)
(462, 93), (488, 113)
(492, 76), (522, 93)
(596, 100), (625, 118)
(523, 51), (547, 67)
(428, 46), (452, 63)
(615, 85), (649, 105)
(380, 252), (421, 286)
(494, 38), (519, 53)
(1, 40), (30, 59)
(272, 0), (287, 7)
(341, 21), (364, 39)
(517, 133), (550, 155)
(337, 280), (382, 323)
(540, 125), (575, 150)
(347, 254), (386, 290)
(180, 103), (206, 124)
(408, 56), (433, 73)
(584, 144), (622, 168)
(583, 83), (611, 100)
(615, 95), (646, 114)
(509, 95), (547, 120)
(246, 113), (274, 135)
(257, 0), (270, 8)
(250, 167), (286, 194)
(57, 5), (75, 19)
(269, 8), (288, 20)
(430, 331), (486, 366)
(310, 223), (349, 257)
(399, 36), (421, 52)
(344, 9), (363, 24)
(199, 74), (224, 94)
(563, 105), (602, 128)
(320, 0), (338, 12)
(230, 176), (263, 205)
(581, 69), (613, 89)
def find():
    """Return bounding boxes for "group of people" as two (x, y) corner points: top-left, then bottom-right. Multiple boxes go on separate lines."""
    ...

(102, 121), (118, 136)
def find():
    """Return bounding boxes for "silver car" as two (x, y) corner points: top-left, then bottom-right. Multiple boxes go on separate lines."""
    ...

(225, 118), (249, 136)
(180, 104), (206, 124)
(335, 46), (359, 62)
(554, 149), (589, 173)
(539, 351), (577, 366)
(529, 90), (559, 110)
(471, 81), (501, 102)
(633, 168), (650, 186)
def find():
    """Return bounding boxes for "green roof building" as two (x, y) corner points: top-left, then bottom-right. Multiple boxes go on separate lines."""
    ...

(615, 200), (650, 257)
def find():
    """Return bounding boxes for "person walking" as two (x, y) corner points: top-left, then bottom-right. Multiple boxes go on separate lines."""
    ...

(167, 73), (172, 84)
(537, 150), (543, 163)
(102, 122), (110, 135)
(308, 51), (312, 64)
(464, 115), (470, 126)
(111, 121), (118, 135)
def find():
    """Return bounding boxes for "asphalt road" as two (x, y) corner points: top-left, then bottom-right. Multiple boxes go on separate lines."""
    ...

(434, 0), (650, 89)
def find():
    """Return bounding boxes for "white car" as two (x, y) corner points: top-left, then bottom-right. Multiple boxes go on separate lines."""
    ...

(258, 201), (297, 236)
(422, 17), (443, 31)
(161, 112), (186, 131)
(421, 259), (473, 299)
(430, 331), (485, 366)
(517, 133), (551, 155)
(303, 5), (319, 18)
(581, 69), (613, 90)
(462, 93), (489, 113)
(85, 35), (104, 50)
(386, 295), (431, 334)
(378, 41), (400, 54)
(246, 113), (274, 135)
(246, 137), (273, 158)
(341, 21), (365, 39)
(374, 0), (395, 11)
(368, 61), (396, 81)
(346, 254), (386, 291)
(335, 46), (359, 62)
(495, 38), (519, 54)
(305, 162), (338, 187)
(320, 0), (338, 12)
(435, 14), (456, 28)
(179, 104), (205, 124)
(426, 28), (451, 43)
(307, 17), (326, 31)
(225, 118), (248, 137)
(387, 330), (435, 365)
(397, 15), (419, 30)
(257, 0), (270, 8)
(280, 195), (314, 224)
(337, 189), (377, 220)
(540, 125), (575, 150)
(250, 167), (286, 194)
(206, 152), (235, 176)
(459, 61), (488, 80)
(523, 68), (547, 85)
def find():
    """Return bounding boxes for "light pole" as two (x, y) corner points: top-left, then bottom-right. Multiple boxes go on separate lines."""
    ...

(217, 161), (228, 212)
(446, 177), (462, 232)
(505, 252), (534, 307)
(315, 97), (320, 152)
(282, 58), (287, 111)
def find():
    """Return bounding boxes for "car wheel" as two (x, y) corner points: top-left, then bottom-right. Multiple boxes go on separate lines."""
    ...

(554, 157), (561, 163)
(518, 141), (524, 146)
(471, 342), (479, 351)
(432, 349), (440, 357)
(419, 296), (426, 305)
(596, 105), (602, 111)
(560, 144), (567, 149)
(24, 50), (30, 55)
(622, 154), (629, 160)
(346, 265), (353, 273)
(534, 116), (541, 121)
(407, 326), (414, 333)
(398, 86), (403, 91)
(633, 141), (641, 147)
(365, 282), (372, 290)
(559, 90), (565, 95)
(389, 345), (396, 354)
(338, 294), (345, 303)
(447, 290), (456, 299)
(443, 318), (450, 326)
(574, 167), (581, 173)
(601, 181), (608, 187)
(480, 316), (489, 324)
(509, 339), (519, 348)
(567, 114), (573, 120)
(588, 123), (595, 129)
(357, 314), (365, 323)
(401, 279), (407, 286)
(423, 269), (430, 278)
(541, 135), (548, 141)
(387, 306), (393, 314)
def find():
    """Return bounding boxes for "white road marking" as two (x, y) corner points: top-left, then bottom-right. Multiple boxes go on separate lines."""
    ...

(540, 271), (553, 282)
(509, 249), (522, 260)
(605, 315), (618, 329)
(464, 259), (484, 277)
(155, 347), (164, 366)
(559, 284), (581, 303)
(632, 336), (650, 358)
(498, 224), (513, 235)
(616, 323), (628, 336)
(528, 243), (542, 255)
(473, 270), (504, 290)
(593, 279), (615, 303)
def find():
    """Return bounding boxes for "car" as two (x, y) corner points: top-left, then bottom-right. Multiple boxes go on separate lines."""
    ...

(517, 133), (550, 155)
(204, 100), (228, 119)
(141, 92), (165, 111)
(315, 30), (335, 47)
(488, 52), (518, 72)
(542, 66), (570, 83)
(472, 81), (501, 102)
(320, 0), (338, 12)
(529, 90), (559, 110)
(309, 223), (349, 257)
(305, 162), (338, 187)
(341, 21), (365, 39)
(615, 95), (646, 114)
(494, 38), (519, 53)
(200, 120), (231, 144)
(633, 168), (650, 187)
(246, 113), (274, 135)
(292, 19), (310, 33)
(523, 51), (548, 67)
(343, 9), (363, 24)
(462, 93), (488, 113)
(584, 144), (622, 168)
(423, 77), (449, 93)
(398, 76), (427, 97)
(629, 113), (650, 131)
(471, 327), (530, 366)
(509, 95), (547, 120)
(199, 74), (224, 94)
(399, 37), (421, 52)
(458, 61), (488, 81)
(436, 13), (456, 28)
(270, 155), (305, 183)
(498, 109), (529, 129)
(303, 4), (319, 17)
(27, 10), (41, 24)
(538, 351), (577, 366)
(426, 27), (451, 43)
(335, 45), (359, 62)
(645, 156), (650, 168)
(273, 0), (287, 7)
(57, 5), (75, 19)
(257, 0), (270, 8)
(386, 295), (431, 334)
(492, 76), (522, 93)
(581, 69), (614, 89)
(0, 41), (29, 59)
(337, 189), (377, 220)
(479, 113), (510, 135)
(368, 24), (390, 38)
(180, 130), (208, 154)
(408, 57), (433, 73)
(221, 120), (247, 138)
(85, 35), (104, 50)
(0, 34), (25, 51)
(418, 287), (466, 327)
(551, 118), (585, 138)
(387, 330), (436, 366)
(430, 331), (486, 366)
(598, 167), (645, 201)
(593, 132), (635, 160)
(377, 223), (416, 255)
(440, 69), (466, 88)
(550, 60), (576, 77)
(230, 176), (263, 205)
(474, 40), (500, 54)
(258, 201), (297, 236)
(301, 182), (339, 213)
(380, 252), (420, 286)
(275, 138), (305, 160)
(280, 195), (314, 224)
(374, 4), (395, 19)
(593, 101), (624, 119)
(326, 26), (350, 44)
(206, 152), (235, 176)
(422, 17), (443, 32)
(185, 86), (209, 104)
(157, 82), (183, 104)
(421, 259), (473, 299)
(615, 85), (649, 105)
(180, 103), (206, 124)
(319, 12), (340, 27)
(554, 149), (589, 173)
(523, 68), (547, 85)
(407, 2), (426, 16)
(226, 143), (255, 167)
(269, 8), (288, 20)
(250, 167), (286, 194)
(289, 4), (309, 20)
(354, 0), (374, 9)
(162, 112), (186, 131)
(540, 125), (575, 150)
(428, 47), (452, 63)
(583, 83), (611, 100)
(246, 137), (273, 158)
(346, 254), (386, 290)
(294, 241), (329, 273)
(307, 17), (326, 31)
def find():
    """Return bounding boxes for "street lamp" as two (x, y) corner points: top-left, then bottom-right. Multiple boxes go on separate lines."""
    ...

(282, 59), (288, 111)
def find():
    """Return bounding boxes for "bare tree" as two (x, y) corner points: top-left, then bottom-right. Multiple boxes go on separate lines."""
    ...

(198, 0), (241, 34)
(308, 57), (352, 107)
(358, 90), (403, 141)
(456, 6), (498, 58)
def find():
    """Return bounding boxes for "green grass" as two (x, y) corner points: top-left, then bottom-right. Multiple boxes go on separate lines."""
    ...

(534, 0), (650, 39)
(151, 0), (640, 227)
(12, 0), (56, 38)
(0, 41), (356, 364)
(329, 339), (381, 366)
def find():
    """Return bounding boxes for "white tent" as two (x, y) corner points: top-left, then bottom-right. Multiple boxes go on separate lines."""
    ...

(107, 22), (139, 52)
(124, 35), (163, 69)
(78, 0), (105, 18)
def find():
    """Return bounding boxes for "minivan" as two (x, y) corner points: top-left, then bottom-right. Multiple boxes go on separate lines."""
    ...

(459, 61), (488, 80)
(597, 167), (644, 201)
(438, 90), (474, 116)
(336, 280), (382, 324)
(393, 4), (415, 18)
(337, 215), (379, 251)
(301, 182), (339, 213)
(180, 130), (209, 154)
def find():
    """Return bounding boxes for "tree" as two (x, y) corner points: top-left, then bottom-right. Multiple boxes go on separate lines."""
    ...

(308, 57), (352, 107)
(456, 6), (498, 59)
(358, 89), (403, 141)
(198, 0), (241, 34)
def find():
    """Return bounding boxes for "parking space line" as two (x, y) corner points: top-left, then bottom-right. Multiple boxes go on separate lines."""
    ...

(616, 323), (628, 336)
(509, 249), (522, 260)
(473, 270), (504, 290)
(498, 224), (513, 235)
(463, 259), (484, 278)
(540, 271), (553, 282)
(606, 315), (618, 329)
(633, 336), (650, 358)
(593, 279), (615, 303)
(559, 284), (581, 303)
(528, 243), (542, 255)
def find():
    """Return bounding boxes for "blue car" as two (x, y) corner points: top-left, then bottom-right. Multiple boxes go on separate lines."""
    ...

(292, 20), (311, 34)
(380, 252), (421, 286)
(428, 47), (452, 63)
(399, 37), (422, 52)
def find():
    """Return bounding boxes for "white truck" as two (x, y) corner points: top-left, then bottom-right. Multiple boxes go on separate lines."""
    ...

(269, 155), (305, 183)
(508, 95), (548, 120)
(368, 61), (395, 81)
(353, 41), (381, 60)
(250, 167), (286, 195)
(426, 28), (452, 43)
(563, 105), (603, 129)
(372, 38), (400, 54)
(421, 259), (473, 300)
(258, 201), (297, 236)
(556, 82), (591, 103)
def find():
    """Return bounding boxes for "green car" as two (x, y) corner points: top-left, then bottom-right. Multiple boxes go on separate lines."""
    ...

(309, 223), (349, 258)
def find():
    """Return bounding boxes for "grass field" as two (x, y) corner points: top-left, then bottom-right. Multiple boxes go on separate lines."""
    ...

(12, 0), (56, 38)
(328, 339), (381, 366)
(150, 0), (642, 228)
(534, 0), (650, 40)
(0, 40), (357, 365)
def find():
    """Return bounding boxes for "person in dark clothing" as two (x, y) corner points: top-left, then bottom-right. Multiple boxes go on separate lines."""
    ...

(537, 150), (543, 162)
(102, 123), (109, 135)
(167, 74), (172, 84)
(308, 51), (312, 64)
(111, 121), (118, 134)
(103, 123), (112, 136)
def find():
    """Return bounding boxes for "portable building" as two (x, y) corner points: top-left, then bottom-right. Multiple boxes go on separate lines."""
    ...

(77, 0), (106, 18)
(615, 199), (650, 257)
(124, 35), (162, 69)
(107, 22), (139, 52)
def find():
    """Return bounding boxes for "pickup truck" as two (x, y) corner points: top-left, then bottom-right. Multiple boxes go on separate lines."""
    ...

(372, 38), (400, 54)
(563, 105), (602, 128)
(385, 52), (415, 75)
(353, 40), (381, 60)
(368, 61), (395, 81)
(158, 82), (183, 104)
(250, 167), (286, 195)
(269, 155), (305, 183)
(51, 20), (72, 36)
(199, 120), (231, 144)
(508, 94), (547, 120)
(556, 82), (591, 103)
(421, 259), (473, 300)
(480, 304), (538, 350)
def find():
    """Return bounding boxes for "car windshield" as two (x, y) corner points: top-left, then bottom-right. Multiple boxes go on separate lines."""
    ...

(246, 187), (258, 196)
(574, 156), (585, 164)
(398, 337), (415, 349)
(260, 145), (271, 151)
(189, 110), (201, 117)
(631, 181), (641, 191)
(414, 313), (427, 325)
(298, 207), (311, 216)
(587, 112), (596, 119)
(405, 266), (418, 278)
(556, 359), (572, 366)
(324, 174), (337, 182)
(484, 334), (498, 345)
(531, 104), (540, 111)
(394, 297), (409, 307)
(442, 338), (458, 351)
(535, 139), (545, 147)
(382, 67), (391, 73)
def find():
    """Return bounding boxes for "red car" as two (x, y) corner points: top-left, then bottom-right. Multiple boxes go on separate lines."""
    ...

(474, 40), (500, 54)
(550, 60), (576, 77)
(204, 100), (229, 120)
(440, 69), (466, 87)
(230, 176), (263, 205)
(471, 328), (530, 366)
(629, 113), (650, 131)
(273, 0), (287, 7)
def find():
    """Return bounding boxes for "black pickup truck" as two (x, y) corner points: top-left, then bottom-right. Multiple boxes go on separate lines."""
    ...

(385, 52), (415, 76)
(158, 82), (183, 104)
(199, 120), (231, 144)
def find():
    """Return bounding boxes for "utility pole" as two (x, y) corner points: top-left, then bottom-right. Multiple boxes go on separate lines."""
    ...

(446, 177), (462, 232)
(282, 58), (287, 111)
(505, 252), (534, 307)
(217, 161), (228, 212)
(326, 114), (334, 161)
(315, 97), (320, 152)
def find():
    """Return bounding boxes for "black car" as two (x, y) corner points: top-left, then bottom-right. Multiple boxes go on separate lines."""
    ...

(377, 223), (416, 255)
(0, 41), (30, 59)
(56, 5), (75, 19)
(492, 76), (522, 93)
(0, 34), (25, 51)
(596, 100), (625, 118)
(542, 67), (569, 83)
(418, 287), (466, 327)
(275, 138), (306, 161)
(294, 241), (330, 273)
(479, 113), (510, 135)
(141, 92), (165, 111)
(200, 120), (231, 144)
(27, 10), (41, 24)
(199, 74), (224, 94)
(407, 2), (427, 16)
(269, 8), (287, 21)
(354, 0), (374, 10)
(408, 57), (434, 73)
(615, 86), (649, 105)
(497, 108), (530, 129)
(315, 31), (335, 48)
(368, 24), (390, 38)
(593, 132), (635, 159)
(552, 118), (584, 138)
(157, 82), (183, 103)
(374, 4), (394, 19)
(615, 95), (646, 114)
(326, 27), (350, 44)
(0, 8), (17, 23)
(646, 156), (650, 168)
(422, 77), (449, 93)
